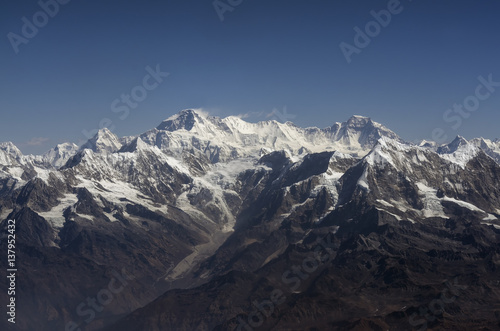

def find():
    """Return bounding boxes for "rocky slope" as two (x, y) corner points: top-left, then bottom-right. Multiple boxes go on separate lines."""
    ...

(107, 136), (500, 331)
(0, 110), (499, 331)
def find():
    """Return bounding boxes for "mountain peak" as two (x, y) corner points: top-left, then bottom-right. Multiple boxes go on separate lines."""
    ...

(331, 115), (401, 151)
(346, 115), (371, 127)
(349, 114), (371, 120)
(453, 135), (468, 143)
(0, 141), (23, 166)
(81, 128), (122, 153)
(418, 139), (438, 148)
(42, 142), (79, 168)
(437, 135), (469, 154)
(0, 141), (23, 156)
(157, 109), (208, 132)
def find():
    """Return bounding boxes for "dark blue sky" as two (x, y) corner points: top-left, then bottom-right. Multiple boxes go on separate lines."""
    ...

(1, 0), (500, 154)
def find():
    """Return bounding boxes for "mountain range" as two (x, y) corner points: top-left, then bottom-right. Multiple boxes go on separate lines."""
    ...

(1, 109), (500, 331)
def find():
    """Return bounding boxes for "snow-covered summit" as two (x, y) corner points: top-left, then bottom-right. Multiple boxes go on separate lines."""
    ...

(41, 142), (79, 168)
(434, 136), (481, 168)
(437, 135), (469, 154)
(0, 141), (23, 156)
(141, 110), (402, 163)
(329, 115), (402, 150)
(0, 142), (24, 166)
(157, 109), (207, 132)
(345, 115), (371, 127)
(80, 128), (122, 153)
(470, 137), (500, 163)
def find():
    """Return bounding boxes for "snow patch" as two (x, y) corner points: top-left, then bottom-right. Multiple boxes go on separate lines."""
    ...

(376, 200), (394, 208)
(415, 182), (447, 218)
(357, 168), (370, 191)
(483, 214), (497, 221)
(442, 197), (485, 213)
(378, 208), (402, 221)
(38, 193), (78, 228)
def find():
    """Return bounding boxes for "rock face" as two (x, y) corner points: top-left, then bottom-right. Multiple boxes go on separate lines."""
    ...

(0, 110), (499, 331)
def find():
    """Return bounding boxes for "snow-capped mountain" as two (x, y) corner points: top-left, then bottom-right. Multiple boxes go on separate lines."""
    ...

(141, 109), (401, 162)
(40, 142), (80, 167)
(79, 127), (123, 153)
(1, 109), (499, 331)
(0, 142), (23, 166)
(436, 135), (469, 154)
(470, 136), (500, 163)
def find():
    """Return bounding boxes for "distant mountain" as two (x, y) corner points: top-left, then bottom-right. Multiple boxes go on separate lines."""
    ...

(79, 127), (122, 153)
(0, 109), (499, 331)
(0, 142), (23, 166)
(436, 135), (469, 154)
(140, 110), (402, 163)
(470, 137), (500, 163)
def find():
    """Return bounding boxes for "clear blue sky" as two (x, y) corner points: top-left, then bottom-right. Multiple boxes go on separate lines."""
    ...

(1, 0), (499, 154)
